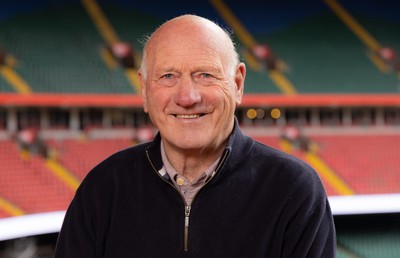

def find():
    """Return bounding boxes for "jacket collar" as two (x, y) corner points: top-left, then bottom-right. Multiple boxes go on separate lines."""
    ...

(145, 118), (254, 175)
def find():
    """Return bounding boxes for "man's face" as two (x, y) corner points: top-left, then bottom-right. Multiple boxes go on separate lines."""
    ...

(140, 24), (245, 154)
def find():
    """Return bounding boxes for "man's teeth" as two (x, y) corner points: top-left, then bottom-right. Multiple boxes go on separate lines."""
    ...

(175, 114), (201, 119)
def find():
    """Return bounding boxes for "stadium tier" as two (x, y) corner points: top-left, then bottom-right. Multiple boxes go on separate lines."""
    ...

(336, 214), (400, 258)
(2, 131), (400, 218)
(252, 133), (400, 197)
(47, 138), (133, 180)
(0, 140), (74, 216)
(0, 137), (132, 217)
(0, 2), (132, 93)
(313, 134), (400, 195)
(0, 77), (13, 93)
(0, 0), (399, 94)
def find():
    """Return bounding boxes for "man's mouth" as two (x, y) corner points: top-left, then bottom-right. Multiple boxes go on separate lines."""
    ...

(174, 114), (205, 119)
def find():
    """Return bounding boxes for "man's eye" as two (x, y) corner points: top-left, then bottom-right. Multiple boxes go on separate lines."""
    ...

(162, 74), (174, 79)
(195, 73), (216, 85)
(158, 73), (177, 87)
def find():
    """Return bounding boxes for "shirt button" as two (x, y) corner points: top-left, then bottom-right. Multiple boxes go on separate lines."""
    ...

(176, 177), (185, 186)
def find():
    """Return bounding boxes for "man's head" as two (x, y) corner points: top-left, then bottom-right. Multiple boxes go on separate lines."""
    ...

(138, 14), (246, 155)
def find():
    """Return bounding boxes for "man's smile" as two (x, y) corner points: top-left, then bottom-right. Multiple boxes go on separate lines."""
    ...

(173, 113), (206, 118)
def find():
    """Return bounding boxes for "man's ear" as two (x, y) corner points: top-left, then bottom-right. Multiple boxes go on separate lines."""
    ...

(234, 62), (246, 105)
(138, 70), (148, 113)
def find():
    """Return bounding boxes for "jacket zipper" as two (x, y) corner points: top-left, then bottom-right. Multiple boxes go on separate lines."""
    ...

(146, 149), (229, 252)
(184, 205), (191, 251)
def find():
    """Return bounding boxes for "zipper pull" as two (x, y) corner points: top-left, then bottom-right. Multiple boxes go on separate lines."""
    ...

(184, 205), (191, 251)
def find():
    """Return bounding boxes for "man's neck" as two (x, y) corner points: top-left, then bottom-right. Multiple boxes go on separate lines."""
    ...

(161, 140), (225, 182)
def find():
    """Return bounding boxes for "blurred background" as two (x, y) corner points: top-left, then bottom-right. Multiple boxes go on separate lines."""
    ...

(0, 0), (399, 257)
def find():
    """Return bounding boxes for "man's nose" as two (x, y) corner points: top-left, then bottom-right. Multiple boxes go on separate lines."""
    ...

(173, 75), (202, 107)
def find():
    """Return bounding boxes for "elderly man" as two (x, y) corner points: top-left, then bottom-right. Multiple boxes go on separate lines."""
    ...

(55, 15), (336, 257)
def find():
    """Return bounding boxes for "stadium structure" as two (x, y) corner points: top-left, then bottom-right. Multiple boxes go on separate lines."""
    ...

(0, 0), (400, 257)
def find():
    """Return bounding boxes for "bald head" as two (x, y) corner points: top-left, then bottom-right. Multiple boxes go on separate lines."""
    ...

(139, 15), (239, 80)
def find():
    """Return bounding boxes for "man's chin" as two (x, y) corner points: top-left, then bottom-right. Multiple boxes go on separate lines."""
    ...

(164, 134), (211, 150)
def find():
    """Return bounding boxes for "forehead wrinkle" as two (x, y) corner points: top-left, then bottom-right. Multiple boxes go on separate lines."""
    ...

(152, 44), (224, 73)
(143, 15), (237, 78)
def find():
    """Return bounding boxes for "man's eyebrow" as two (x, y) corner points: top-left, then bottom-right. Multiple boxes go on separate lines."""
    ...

(153, 66), (177, 76)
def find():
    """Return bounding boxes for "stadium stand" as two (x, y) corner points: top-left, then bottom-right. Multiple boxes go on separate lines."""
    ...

(213, 0), (400, 94)
(0, 140), (73, 215)
(0, 77), (12, 93)
(313, 134), (400, 195)
(48, 138), (133, 180)
(0, 0), (398, 94)
(0, 210), (9, 218)
(335, 214), (400, 258)
(0, 2), (132, 93)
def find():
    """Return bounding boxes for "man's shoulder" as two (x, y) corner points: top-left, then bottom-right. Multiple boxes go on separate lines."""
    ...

(252, 140), (302, 163)
(97, 141), (150, 163)
(231, 132), (313, 175)
(248, 140), (327, 197)
(251, 140), (319, 181)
